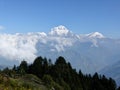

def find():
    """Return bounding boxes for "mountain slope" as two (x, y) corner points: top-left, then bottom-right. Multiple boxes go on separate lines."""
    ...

(100, 60), (120, 86)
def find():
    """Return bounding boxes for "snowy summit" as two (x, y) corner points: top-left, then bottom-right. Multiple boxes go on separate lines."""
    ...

(86, 32), (105, 38)
(49, 25), (72, 36)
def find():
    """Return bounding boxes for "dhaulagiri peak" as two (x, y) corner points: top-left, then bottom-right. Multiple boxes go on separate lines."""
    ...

(49, 25), (72, 36)
(49, 25), (104, 38)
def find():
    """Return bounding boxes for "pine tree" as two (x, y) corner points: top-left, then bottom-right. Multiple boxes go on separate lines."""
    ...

(18, 60), (28, 76)
(32, 56), (44, 78)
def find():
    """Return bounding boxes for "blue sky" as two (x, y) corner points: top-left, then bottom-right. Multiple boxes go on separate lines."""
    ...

(0, 0), (120, 38)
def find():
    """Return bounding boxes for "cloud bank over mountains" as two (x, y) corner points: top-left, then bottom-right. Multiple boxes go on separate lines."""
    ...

(0, 25), (105, 62)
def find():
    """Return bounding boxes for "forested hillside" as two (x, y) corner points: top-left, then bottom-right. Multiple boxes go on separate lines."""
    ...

(0, 56), (120, 90)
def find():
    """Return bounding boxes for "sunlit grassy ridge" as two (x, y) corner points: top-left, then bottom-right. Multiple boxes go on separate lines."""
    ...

(0, 74), (48, 90)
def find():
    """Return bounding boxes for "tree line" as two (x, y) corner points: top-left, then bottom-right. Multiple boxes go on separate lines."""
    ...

(1, 56), (120, 90)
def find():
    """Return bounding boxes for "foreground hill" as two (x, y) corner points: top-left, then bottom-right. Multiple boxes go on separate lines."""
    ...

(0, 56), (119, 90)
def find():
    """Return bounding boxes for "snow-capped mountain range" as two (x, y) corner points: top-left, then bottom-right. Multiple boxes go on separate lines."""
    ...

(0, 25), (120, 81)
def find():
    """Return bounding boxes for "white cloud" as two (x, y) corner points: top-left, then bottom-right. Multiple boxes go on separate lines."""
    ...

(0, 31), (74, 63)
(0, 34), (38, 63)
(0, 25), (5, 30)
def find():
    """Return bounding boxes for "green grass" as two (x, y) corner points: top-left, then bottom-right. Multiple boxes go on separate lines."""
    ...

(0, 74), (48, 90)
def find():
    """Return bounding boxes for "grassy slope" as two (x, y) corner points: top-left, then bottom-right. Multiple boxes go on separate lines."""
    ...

(0, 74), (48, 90)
